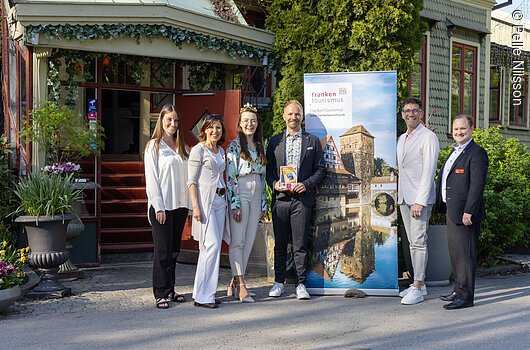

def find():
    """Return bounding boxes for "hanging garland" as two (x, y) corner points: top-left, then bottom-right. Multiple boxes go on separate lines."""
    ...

(47, 54), (62, 102)
(26, 24), (272, 65)
(46, 49), (155, 102)
(46, 48), (240, 102)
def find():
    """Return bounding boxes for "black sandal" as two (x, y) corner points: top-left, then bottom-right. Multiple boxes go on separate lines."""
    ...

(156, 298), (170, 309)
(170, 292), (187, 303)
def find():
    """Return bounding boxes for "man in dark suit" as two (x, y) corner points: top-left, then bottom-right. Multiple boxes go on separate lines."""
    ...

(266, 100), (325, 300)
(436, 114), (488, 310)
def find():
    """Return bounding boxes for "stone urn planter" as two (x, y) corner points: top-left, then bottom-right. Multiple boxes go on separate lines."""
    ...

(59, 180), (100, 278)
(0, 285), (21, 313)
(15, 214), (74, 298)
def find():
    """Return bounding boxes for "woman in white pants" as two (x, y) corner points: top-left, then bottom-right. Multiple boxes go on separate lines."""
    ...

(226, 103), (267, 303)
(188, 114), (230, 309)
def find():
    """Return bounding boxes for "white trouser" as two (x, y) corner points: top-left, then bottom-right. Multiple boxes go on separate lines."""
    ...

(193, 194), (226, 304)
(229, 173), (262, 276)
(400, 203), (432, 282)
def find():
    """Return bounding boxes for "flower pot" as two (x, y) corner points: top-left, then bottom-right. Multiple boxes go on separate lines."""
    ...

(400, 224), (451, 286)
(15, 214), (74, 299)
(0, 285), (21, 313)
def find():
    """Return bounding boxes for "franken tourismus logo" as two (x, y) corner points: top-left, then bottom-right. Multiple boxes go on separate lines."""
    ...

(311, 90), (345, 104)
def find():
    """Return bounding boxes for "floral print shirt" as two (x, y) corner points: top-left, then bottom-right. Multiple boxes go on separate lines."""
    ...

(285, 130), (302, 171)
(226, 136), (267, 211)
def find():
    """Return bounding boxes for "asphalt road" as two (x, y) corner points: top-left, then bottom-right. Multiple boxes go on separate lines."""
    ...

(2, 262), (529, 350)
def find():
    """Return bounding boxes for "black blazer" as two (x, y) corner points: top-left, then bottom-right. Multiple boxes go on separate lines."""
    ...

(436, 140), (488, 224)
(266, 131), (325, 203)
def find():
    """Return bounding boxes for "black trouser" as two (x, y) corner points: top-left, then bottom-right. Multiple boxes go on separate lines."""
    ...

(149, 206), (188, 299)
(447, 217), (480, 302)
(272, 196), (313, 285)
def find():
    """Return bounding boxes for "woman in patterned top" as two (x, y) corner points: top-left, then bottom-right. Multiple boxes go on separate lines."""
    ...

(226, 103), (267, 303)
(144, 104), (190, 309)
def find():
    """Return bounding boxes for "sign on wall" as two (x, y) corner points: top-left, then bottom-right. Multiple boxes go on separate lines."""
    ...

(304, 71), (398, 296)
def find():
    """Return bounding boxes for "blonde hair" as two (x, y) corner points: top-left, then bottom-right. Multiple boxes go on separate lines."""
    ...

(283, 100), (304, 115)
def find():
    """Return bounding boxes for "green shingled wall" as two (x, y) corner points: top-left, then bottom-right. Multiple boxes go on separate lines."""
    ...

(423, 0), (489, 147)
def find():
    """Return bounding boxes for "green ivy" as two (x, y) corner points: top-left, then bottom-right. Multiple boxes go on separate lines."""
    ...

(47, 55), (61, 102)
(27, 24), (272, 64)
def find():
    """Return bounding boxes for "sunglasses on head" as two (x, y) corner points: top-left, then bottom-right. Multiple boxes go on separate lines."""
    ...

(207, 114), (223, 121)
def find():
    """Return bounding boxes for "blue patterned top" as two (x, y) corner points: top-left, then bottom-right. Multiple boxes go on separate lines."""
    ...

(226, 136), (267, 211)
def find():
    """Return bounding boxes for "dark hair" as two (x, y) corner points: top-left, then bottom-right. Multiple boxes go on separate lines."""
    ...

(453, 114), (474, 128)
(401, 97), (422, 110)
(145, 104), (188, 159)
(237, 110), (267, 165)
(199, 118), (226, 145)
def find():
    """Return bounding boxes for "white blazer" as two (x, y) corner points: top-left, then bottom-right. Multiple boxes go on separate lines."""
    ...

(187, 142), (230, 247)
(397, 123), (440, 206)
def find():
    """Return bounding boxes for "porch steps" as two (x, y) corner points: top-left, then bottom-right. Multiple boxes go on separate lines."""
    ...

(100, 159), (152, 254)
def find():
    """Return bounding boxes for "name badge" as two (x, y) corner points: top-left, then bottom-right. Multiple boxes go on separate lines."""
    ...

(455, 168), (465, 174)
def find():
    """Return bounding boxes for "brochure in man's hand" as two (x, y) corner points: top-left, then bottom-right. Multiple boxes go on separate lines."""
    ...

(280, 166), (297, 190)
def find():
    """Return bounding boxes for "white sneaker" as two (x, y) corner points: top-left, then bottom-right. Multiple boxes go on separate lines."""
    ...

(269, 282), (284, 297)
(399, 284), (427, 298)
(401, 287), (424, 305)
(296, 284), (310, 300)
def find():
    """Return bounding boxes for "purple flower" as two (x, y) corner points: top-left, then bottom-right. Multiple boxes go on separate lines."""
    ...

(0, 261), (14, 277)
(43, 162), (81, 175)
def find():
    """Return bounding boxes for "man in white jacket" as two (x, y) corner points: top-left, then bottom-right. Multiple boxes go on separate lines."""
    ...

(397, 97), (440, 305)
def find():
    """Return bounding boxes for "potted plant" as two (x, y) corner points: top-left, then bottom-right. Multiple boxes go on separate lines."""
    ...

(0, 223), (28, 312)
(12, 172), (83, 298)
(21, 99), (105, 166)
(21, 100), (104, 275)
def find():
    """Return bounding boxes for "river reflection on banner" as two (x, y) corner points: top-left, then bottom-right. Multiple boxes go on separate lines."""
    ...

(306, 204), (398, 291)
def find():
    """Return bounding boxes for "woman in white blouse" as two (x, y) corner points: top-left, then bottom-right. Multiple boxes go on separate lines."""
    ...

(188, 115), (230, 309)
(144, 104), (190, 310)
(226, 104), (267, 303)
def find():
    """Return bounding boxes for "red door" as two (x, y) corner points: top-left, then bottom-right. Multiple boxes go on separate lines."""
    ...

(175, 90), (241, 252)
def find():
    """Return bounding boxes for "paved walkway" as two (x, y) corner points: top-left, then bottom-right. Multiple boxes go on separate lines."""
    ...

(2, 262), (530, 349)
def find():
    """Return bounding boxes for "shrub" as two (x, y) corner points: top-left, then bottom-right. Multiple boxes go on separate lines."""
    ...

(0, 135), (18, 231)
(20, 100), (104, 165)
(473, 127), (530, 265)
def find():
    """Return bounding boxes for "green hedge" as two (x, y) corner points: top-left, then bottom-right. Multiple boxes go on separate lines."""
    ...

(473, 127), (530, 265)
